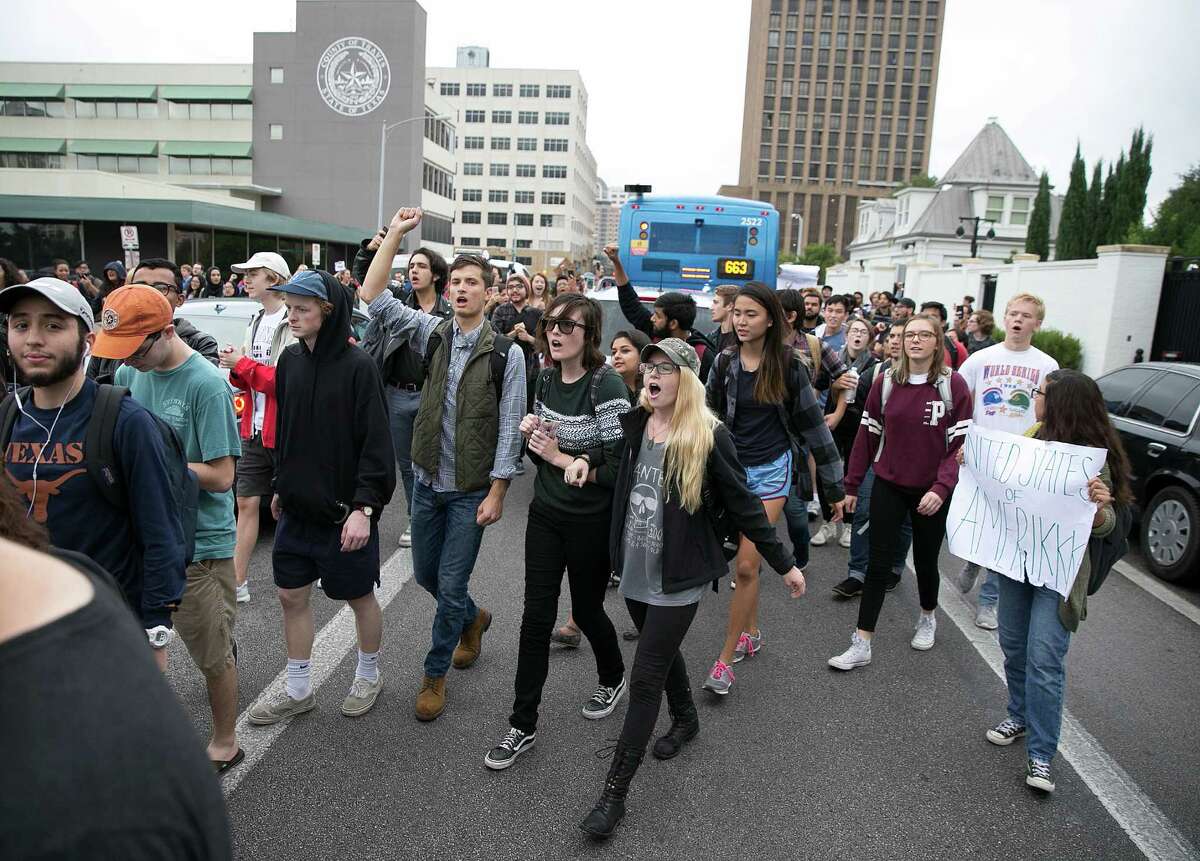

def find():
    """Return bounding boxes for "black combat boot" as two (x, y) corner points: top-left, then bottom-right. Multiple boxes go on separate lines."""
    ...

(579, 742), (645, 839)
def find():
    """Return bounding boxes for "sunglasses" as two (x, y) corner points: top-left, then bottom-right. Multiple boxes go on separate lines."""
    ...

(639, 361), (678, 376)
(129, 330), (163, 360)
(541, 317), (588, 336)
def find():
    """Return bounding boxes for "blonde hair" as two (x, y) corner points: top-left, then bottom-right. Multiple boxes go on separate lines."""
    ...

(1006, 292), (1046, 321)
(891, 314), (946, 386)
(637, 367), (718, 513)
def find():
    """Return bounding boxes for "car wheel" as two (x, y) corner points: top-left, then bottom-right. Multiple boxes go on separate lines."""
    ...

(1141, 486), (1199, 584)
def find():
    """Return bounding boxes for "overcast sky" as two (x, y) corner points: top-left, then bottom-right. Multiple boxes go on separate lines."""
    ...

(4, 0), (1196, 216)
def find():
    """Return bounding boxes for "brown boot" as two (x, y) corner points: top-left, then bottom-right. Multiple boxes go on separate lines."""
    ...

(452, 607), (492, 669)
(415, 675), (446, 722)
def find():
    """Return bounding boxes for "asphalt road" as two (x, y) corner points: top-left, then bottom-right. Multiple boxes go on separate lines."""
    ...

(164, 470), (1200, 861)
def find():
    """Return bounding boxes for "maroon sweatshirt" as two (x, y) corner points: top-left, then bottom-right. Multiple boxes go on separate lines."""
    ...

(845, 369), (973, 501)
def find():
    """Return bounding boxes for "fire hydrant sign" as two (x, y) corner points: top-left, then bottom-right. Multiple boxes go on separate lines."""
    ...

(946, 425), (1105, 599)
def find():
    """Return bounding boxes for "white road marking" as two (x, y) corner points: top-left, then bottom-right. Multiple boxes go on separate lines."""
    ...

(932, 560), (1199, 861)
(1114, 560), (1200, 628)
(222, 546), (415, 797)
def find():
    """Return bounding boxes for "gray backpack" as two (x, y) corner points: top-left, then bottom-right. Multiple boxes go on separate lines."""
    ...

(873, 366), (955, 464)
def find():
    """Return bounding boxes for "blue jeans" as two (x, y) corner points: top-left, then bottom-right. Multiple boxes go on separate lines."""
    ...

(387, 386), (422, 516)
(978, 570), (1000, 608)
(410, 482), (488, 678)
(848, 466), (912, 582)
(997, 575), (1072, 763)
(783, 483), (810, 570)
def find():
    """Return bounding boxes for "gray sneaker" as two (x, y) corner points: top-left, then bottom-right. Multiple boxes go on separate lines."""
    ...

(248, 689), (316, 726)
(701, 660), (735, 695)
(342, 675), (383, 717)
(399, 527), (412, 548)
(732, 629), (763, 663)
(235, 582), (250, 604)
(828, 632), (872, 671)
(910, 613), (936, 650)
(975, 605), (999, 630)
(956, 562), (981, 593)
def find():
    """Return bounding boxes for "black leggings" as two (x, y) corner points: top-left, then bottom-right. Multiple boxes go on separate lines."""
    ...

(510, 500), (625, 734)
(618, 598), (699, 753)
(856, 476), (949, 633)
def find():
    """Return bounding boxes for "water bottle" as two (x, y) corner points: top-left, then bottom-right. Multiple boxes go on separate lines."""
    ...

(844, 367), (859, 405)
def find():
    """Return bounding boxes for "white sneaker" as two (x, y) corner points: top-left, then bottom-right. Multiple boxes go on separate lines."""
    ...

(828, 632), (872, 670)
(806, 499), (821, 519)
(911, 613), (936, 650)
(975, 605), (999, 630)
(236, 582), (250, 604)
(810, 521), (836, 546)
(956, 562), (980, 593)
(838, 524), (852, 548)
(399, 526), (412, 548)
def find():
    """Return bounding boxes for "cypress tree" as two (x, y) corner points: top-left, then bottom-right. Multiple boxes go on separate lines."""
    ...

(1026, 171), (1052, 261)
(1107, 152), (1127, 244)
(1085, 160), (1104, 256)
(1055, 144), (1090, 260)
(1108, 127), (1155, 243)
(1097, 163), (1116, 250)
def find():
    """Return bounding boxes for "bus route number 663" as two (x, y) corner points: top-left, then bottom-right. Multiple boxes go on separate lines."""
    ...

(718, 257), (755, 279)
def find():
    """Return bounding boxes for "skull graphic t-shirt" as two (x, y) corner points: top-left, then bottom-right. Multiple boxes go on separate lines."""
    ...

(619, 428), (705, 607)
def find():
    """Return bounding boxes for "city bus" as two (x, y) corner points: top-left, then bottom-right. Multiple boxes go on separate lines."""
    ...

(616, 191), (780, 292)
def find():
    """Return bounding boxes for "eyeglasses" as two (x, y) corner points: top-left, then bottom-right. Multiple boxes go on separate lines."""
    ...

(1032, 387), (1045, 397)
(129, 331), (163, 360)
(639, 361), (677, 376)
(904, 331), (937, 342)
(542, 317), (588, 336)
(139, 281), (180, 296)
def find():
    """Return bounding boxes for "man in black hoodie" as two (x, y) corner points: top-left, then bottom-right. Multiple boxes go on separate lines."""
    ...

(247, 269), (396, 725)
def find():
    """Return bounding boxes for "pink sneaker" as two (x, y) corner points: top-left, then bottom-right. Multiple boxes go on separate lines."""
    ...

(702, 659), (735, 695)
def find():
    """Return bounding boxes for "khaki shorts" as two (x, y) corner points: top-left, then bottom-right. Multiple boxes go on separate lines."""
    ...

(173, 557), (236, 680)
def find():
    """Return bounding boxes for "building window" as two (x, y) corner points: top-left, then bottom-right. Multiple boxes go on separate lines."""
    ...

(464, 110), (485, 123)
(517, 137), (537, 151)
(544, 111), (569, 125)
(488, 189), (508, 203)
(75, 100), (156, 119)
(490, 137), (511, 150)
(546, 84), (572, 98)
(516, 241), (533, 251)
(515, 214), (534, 227)
(463, 136), (484, 149)
(492, 83), (512, 97)
(542, 164), (567, 178)
(462, 189), (482, 202)
(168, 101), (247, 120)
(424, 111), (454, 151)
(541, 192), (565, 205)
(519, 83), (539, 97)
(985, 195), (1004, 222)
(490, 163), (510, 176)
(168, 156), (250, 176)
(543, 138), (568, 152)
(491, 110), (511, 124)
(422, 160), (455, 199)
(487, 238), (507, 247)
(439, 82), (459, 96)
(0, 152), (65, 169)
(540, 214), (556, 227)
(488, 212), (508, 225)
(1010, 196), (1030, 226)
(514, 190), (535, 203)
(0, 99), (68, 118)
(460, 237), (481, 247)
(462, 162), (483, 175)
(466, 83), (487, 97)
(461, 211), (482, 224)
(269, 123), (283, 140)
(518, 111), (538, 124)
(516, 164), (536, 177)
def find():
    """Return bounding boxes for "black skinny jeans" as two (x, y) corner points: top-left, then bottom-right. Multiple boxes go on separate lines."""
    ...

(857, 476), (949, 633)
(618, 598), (700, 753)
(510, 500), (625, 734)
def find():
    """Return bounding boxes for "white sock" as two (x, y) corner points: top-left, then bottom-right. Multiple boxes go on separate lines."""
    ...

(286, 658), (312, 700)
(356, 649), (380, 683)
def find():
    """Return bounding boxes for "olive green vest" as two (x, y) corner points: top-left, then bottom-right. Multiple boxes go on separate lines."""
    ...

(411, 318), (501, 492)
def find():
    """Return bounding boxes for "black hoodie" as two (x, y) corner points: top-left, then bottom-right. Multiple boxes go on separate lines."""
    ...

(273, 271), (396, 525)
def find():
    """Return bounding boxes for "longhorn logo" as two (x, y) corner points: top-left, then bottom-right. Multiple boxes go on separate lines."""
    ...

(6, 468), (87, 523)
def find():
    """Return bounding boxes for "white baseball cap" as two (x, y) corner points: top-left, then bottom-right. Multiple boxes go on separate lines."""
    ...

(231, 251), (291, 281)
(0, 277), (95, 330)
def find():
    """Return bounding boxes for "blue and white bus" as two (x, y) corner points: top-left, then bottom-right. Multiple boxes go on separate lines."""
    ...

(616, 192), (780, 292)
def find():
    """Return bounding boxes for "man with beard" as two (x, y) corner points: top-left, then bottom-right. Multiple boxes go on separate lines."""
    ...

(799, 287), (824, 335)
(0, 278), (186, 658)
(604, 244), (715, 382)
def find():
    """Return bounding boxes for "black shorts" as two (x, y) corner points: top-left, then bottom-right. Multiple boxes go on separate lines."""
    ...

(235, 434), (276, 499)
(272, 512), (380, 601)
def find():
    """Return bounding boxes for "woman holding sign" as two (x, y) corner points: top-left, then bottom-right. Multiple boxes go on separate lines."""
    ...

(829, 314), (973, 671)
(987, 370), (1130, 794)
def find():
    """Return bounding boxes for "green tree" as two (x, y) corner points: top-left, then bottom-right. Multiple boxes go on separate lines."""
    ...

(892, 174), (939, 193)
(1144, 165), (1200, 256)
(1107, 127), (1154, 243)
(1026, 171), (1052, 261)
(782, 243), (843, 282)
(1055, 144), (1090, 260)
(1085, 160), (1104, 257)
(1096, 163), (1116, 252)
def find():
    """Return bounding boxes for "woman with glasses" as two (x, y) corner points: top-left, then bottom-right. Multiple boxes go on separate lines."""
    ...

(579, 339), (806, 839)
(829, 314), (973, 670)
(485, 293), (633, 772)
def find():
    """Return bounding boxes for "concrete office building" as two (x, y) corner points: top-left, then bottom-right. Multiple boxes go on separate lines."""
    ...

(0, 0), (456, 276)
(720, 0), (946, 256)
(593, 177), (628, 252)
(428, 50), (598, 270)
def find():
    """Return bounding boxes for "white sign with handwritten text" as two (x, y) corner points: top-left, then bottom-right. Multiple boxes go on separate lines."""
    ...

(946, 425), (1105, 599)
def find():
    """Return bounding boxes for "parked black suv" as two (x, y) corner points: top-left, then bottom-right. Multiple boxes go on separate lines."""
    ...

(1096, 362), (1200, 584)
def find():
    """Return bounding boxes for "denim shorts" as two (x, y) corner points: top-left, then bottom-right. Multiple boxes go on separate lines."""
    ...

(743, 448), (794, 501)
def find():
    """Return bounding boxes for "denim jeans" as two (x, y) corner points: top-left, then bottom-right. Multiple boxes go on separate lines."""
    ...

(848, 466), (912, 583)
(783, 483), (811, 570)
(978, 570), (1000, 608)
(997, 574), (1072, 763)
(387, 386), (422, 517)
(410, 481), (488, 678)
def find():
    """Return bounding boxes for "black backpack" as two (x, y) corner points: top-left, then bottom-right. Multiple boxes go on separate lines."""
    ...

(422, 320), (513, 405)
(0, 384), (199, 565)
(700, 478), (741, 565)
(1085, 501), (1132, 595)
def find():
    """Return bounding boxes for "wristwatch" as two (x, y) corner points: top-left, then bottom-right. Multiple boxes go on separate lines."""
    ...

(356, 506), (374, 517)
(146, 625), (173, 650)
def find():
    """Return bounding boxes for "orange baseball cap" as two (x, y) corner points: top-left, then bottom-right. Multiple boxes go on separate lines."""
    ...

(92, 285), (174, 359)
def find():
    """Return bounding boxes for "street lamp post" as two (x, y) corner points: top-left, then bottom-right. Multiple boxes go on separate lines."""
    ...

(377, 113), (451, 231)
(956, 216), (997, 258)
(791, 213), (804, 255)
